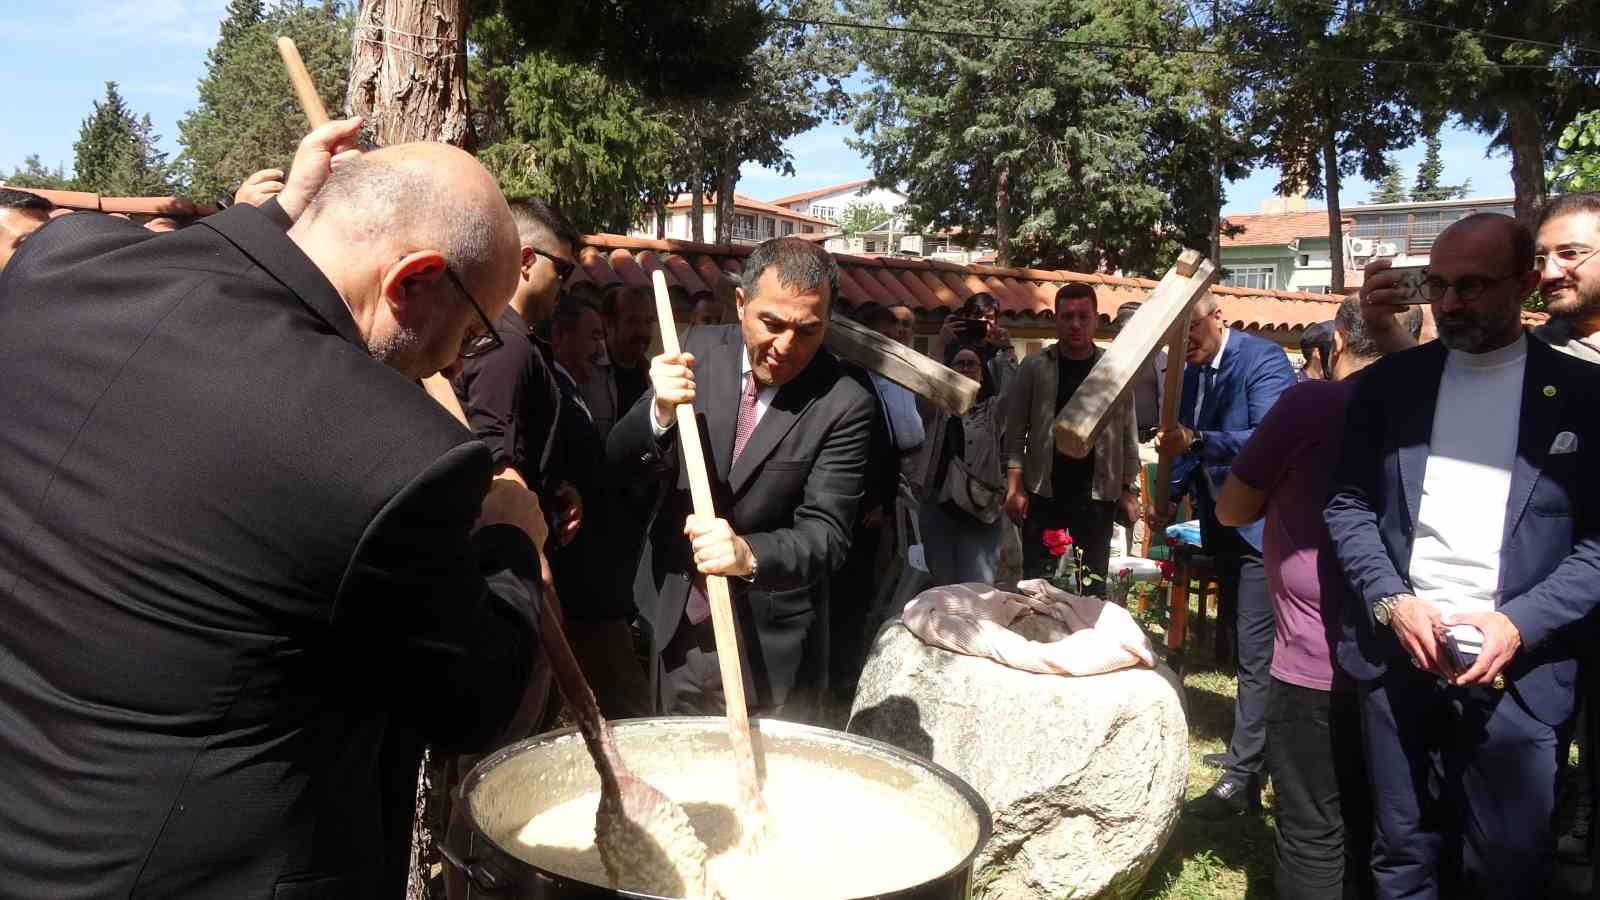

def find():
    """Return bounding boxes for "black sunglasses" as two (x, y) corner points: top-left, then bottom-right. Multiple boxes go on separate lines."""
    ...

(443, 267), (504, 359)
(532, 248), (577, 282)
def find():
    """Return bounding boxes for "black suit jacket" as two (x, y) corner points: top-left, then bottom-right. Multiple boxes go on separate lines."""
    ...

(606, 324), (874, 708)
(0, 205), (542, 898)
(1325, 337), (1600, 726)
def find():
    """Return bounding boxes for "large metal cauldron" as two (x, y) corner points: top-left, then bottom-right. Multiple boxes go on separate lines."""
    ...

(448, 717), (992, 899)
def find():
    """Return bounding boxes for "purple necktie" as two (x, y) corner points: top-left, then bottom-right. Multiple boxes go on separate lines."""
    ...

(687, 373), (761, 625)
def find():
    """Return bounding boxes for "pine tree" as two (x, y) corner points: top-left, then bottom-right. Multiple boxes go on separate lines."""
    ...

(1410, 128), (1470, 202)
(216, 0), (264, 57)
(1369, 155), (1408, 204)
(5, 155), (70, 190)
(72, 82), (139, 192)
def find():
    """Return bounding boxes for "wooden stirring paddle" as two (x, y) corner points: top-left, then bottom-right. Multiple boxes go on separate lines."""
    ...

(649, 271), (770, 843)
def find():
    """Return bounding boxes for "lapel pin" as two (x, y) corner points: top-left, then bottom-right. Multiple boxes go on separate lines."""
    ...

(1543, 385), (1557, 398)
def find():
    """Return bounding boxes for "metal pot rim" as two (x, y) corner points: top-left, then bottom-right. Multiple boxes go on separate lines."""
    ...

(456, 716), (994, 900)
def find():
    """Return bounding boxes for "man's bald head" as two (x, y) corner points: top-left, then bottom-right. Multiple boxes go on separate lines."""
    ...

(1427, 212), (1537, 353)
(289, 142), (522, 378)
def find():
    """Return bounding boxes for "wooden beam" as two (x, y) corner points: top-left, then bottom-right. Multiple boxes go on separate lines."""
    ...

(1052, 250), (1217, 458)
(826, 313), (978, 415)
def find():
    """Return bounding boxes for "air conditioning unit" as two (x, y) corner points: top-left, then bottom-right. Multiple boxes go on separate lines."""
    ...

(1348, 238), (1374, 257)
(1374, 242), (1399, 257)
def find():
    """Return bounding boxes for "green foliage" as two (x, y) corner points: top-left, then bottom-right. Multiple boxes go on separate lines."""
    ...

(71, 82), (177, 195)
(1411, 128), (1470, 202)
(177, 2), (351, 203)
(843, 0), (1244, 273)
(1369, 155), (1408, 204)
(838, 200), (891, 234)
(5, 155), (71, 190)
(1551, 110), (1600, 193)
(474, 48), (682, 234)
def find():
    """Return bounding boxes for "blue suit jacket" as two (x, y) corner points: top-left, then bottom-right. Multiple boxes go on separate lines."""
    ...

(1324, 338), (1600, 726)
(1170, 329), (1296, 551)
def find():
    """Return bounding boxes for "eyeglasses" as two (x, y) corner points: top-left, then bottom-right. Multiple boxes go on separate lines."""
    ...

(1417, 271), (1524, 302)
(444, 267), (504, 359)
(532, 248), (577, 282)
(1534, 246), (1600, 273)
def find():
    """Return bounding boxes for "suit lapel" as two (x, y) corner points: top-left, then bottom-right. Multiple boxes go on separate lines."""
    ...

(1504, 340), (1566, 543)
(701, 329), (741, 482)
(728, 358), (823, 495)
(1179, 364), (1200, 428)
(1397, 344), (1447, 529)
(200, 205), (365, 350)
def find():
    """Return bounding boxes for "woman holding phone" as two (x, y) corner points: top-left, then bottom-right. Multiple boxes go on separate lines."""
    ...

(935, 292), (1019, 395)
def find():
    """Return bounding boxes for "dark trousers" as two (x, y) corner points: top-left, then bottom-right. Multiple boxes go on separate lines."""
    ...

(1360, 665), (1562, 900)
(1021, 493), (1115, 593)
(1217, 548), (1273, 781)
(1267, 678), (1374, 900)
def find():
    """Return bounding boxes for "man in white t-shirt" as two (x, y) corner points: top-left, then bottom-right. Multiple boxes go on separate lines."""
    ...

(1327, 213), (1600, 898)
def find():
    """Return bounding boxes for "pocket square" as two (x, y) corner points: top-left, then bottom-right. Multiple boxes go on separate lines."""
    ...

(1551, 431), (1578, 455)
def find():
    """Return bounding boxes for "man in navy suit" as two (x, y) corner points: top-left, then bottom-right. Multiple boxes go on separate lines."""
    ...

(1154, 292), (1296, 816)
(1326, 213), (1600, 899)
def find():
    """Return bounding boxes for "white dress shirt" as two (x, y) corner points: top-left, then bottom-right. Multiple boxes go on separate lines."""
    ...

(651, 347), (776, 438)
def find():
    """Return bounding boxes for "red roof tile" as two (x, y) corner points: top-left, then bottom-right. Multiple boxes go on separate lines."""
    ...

(1221, 210), (1347, 248)
(766, 179), (873, 208)
(562, 233), (1339, 332)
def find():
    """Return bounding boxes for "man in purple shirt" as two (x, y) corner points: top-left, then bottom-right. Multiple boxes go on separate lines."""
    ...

(1216, 298), (1420, 899)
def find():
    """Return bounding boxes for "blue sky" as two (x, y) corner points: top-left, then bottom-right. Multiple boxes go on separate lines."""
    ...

(3, 0), (1513, 216)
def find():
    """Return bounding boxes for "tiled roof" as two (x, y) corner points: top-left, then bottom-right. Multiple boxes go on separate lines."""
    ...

(1221, 211), (1345, 248)
(4, 186), (218, 217)
(767, 179), (872, 207)
(663, 193), (835, 227)
(570, 233), (1341, 332)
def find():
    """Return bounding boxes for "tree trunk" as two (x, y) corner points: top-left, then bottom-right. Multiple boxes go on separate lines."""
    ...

(1322, 104), (1346, 294)
(691, 184), (705, 243)
(655, 194), (667, 239)
(347, 0), (472, 148)
(714, 145), (737, 246)
(1506, 103), (1547, 225)
(995, 161), (1013, 268)
(1209, 111), (1224, 265)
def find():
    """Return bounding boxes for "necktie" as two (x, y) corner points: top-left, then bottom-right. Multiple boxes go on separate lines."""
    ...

(687, 372), (762, 625)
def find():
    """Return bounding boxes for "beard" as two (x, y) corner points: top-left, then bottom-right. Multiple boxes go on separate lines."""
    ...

(1542, 277), (1600, 321)
(1436, 304), (1520, 353)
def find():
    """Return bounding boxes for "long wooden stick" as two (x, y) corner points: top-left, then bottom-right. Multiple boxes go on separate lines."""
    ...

(649, 271), (769, 833)
(277, 37), (330, 128)
(1152, 305), (1193, 513)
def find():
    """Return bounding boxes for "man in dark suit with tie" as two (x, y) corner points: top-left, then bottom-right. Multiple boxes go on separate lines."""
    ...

(1326, 213), (1600, 899)
(607, 237), (875, 720)
(0, 121), (549, 899)
(1154, 292), (1296, 817)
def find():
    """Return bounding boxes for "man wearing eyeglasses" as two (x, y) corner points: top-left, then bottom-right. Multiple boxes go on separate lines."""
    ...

(1329, 212), (1600, 898)
(0, 122), (554, 899)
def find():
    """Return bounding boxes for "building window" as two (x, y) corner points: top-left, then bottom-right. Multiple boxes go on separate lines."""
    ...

(1298, 253), (1310, 267)
(813, 204), (836, 221)
(802, 224), (815, 234)
(1223, 264), (1276, 291)
(782, 221), (795, 236)
(762, 217), (776, 238)
(864, 240), (878, 253)
(733, 214), (756, 241)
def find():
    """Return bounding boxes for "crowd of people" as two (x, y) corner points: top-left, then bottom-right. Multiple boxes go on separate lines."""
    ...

(2, 116), (1599, 900)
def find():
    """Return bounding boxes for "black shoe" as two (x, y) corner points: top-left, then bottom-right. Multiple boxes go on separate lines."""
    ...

(1184, 777), (1260, 819)
(1201, 752), (1230, 769)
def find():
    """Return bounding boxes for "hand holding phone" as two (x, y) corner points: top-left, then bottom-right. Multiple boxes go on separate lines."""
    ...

(1385, 265), (1430, 306)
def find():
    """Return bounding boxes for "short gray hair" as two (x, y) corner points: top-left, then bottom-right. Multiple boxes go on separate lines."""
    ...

(741, 237), (839, 309)
(303, 157), (500, 287)
(1333, 296), (1420, 360)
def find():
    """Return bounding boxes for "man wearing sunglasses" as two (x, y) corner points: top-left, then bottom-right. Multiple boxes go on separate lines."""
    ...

(1329, 213), (1600, 898)
(0, 122), (553, 899)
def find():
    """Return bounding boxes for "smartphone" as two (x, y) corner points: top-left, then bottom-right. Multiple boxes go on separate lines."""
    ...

(952, 317), (988, 340)
(1385, 265), (1430, 306)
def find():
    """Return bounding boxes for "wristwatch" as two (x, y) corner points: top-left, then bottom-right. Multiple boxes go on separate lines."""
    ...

(1123, 482), (1141, 497)
(1372, 594), (1404, 627)
(1187, 431), (1206, 456)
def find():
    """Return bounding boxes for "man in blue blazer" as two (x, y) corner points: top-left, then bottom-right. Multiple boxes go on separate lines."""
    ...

(1326, 213), (1600, 899)
(1155, 292), (1295, 816)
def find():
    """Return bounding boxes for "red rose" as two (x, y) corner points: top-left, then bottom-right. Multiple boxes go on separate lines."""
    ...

(1041, 529), (1072, 557)
(1118, 568), (1131, 578)
(1158, 560), (1175, 578)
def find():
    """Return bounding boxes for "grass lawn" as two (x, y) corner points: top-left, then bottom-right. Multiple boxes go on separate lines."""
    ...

(1135, 651), (1277, 900)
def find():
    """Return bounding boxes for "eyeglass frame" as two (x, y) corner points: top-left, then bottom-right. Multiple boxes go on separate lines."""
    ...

(1416, 269), (1527, 302)
(443, 266), (504, 359)
(531, 248), (577, 282)
(1533, 245), (1600, 273)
